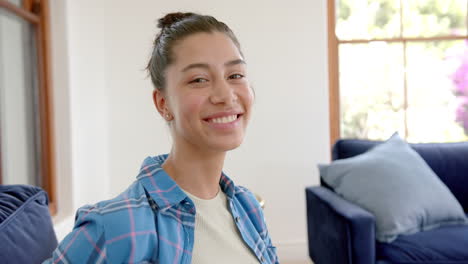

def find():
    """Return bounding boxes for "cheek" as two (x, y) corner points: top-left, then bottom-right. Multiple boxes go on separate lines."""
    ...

(176, 93), (205, 122)
(236, 85), (254, 127)
(240, 86), (254, 109)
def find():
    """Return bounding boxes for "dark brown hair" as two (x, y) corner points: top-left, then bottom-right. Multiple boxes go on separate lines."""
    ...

(146, 12), (243, 91)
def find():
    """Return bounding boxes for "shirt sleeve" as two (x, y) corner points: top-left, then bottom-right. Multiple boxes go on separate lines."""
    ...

(43, 206), (108, 264)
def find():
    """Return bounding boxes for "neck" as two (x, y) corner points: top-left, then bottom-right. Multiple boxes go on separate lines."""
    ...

(162, 142), (226, 200)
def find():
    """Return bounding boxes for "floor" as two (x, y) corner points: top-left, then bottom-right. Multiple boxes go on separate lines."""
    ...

(284, 260), (314, 264)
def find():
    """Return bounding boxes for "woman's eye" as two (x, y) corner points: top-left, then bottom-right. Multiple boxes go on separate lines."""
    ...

(229, 73), (244, 80)
(190, 78), (208, 84)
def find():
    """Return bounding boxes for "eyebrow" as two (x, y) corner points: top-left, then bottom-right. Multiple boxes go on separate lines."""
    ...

(181, 59), (246, 72)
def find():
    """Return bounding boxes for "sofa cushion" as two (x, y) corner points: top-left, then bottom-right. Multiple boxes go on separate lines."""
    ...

(0, 185), (58, 263)
(320, 133), (467, 242)
(332, 139), (468, 212)
(377, 222), (468, 263)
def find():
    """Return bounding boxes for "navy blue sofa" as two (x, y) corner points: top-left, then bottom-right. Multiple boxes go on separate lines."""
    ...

(306, 139), (468, 264)
(0, 185), (57, 263)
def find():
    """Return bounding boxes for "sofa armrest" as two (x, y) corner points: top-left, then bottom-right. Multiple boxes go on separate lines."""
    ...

(306, 186), (376, 264)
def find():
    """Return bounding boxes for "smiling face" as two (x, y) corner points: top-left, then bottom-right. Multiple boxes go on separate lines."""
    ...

(154, 32), (254, 154)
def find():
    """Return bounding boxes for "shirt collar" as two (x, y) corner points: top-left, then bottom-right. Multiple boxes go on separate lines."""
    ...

(219, 172), (236, 199)
(136, 154), (236, 210)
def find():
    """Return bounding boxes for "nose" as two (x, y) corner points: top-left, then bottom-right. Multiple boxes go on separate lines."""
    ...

(209, 78), (238, 105)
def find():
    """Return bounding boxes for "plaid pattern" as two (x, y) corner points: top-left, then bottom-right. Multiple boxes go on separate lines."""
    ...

(44, 155), (279, 264)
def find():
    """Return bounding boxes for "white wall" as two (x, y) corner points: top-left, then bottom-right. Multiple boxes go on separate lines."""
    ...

(65, 0), (111, 210)
(49, 0), (73, 223)
(50, 0), (329, 262)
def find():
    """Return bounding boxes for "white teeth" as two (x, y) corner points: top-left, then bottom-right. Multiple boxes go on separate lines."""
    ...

(209, 115), (238, 124)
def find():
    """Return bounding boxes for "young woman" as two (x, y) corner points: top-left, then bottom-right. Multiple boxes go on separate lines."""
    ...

(45, 12), (278, 264)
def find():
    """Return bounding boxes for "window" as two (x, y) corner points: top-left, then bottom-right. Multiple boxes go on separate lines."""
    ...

(328, 0), (468, 145)
(0, 0), (56, 214)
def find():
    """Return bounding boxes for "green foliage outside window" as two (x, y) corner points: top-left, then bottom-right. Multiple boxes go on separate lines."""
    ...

(336, 0), (468, 142)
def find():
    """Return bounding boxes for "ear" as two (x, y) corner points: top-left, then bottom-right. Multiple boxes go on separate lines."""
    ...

(153, 89), (171, 119)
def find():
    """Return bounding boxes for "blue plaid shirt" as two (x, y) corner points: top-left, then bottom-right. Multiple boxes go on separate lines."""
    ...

(44, 155), (278, 263)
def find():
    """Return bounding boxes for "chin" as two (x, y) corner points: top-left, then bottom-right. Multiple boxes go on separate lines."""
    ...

(209, 138), (244, 152)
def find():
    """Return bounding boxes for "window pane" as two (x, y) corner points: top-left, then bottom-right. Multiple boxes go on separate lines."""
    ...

(406, 41), (468, 142)
(339, 42), (405, 140)
(0, 10), (40, 185)
(402, 0), (467, 38)
(336, 0), (401, 40)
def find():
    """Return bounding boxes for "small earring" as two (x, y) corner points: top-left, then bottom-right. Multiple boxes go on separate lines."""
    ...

(165, 114), (171, 120)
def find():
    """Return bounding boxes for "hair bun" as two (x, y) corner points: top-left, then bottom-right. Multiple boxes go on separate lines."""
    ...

(158, 12), (194, 29)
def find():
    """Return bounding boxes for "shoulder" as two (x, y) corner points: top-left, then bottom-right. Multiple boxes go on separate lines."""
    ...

(72, 181), (157, 261)
(76, 180), (148, 218)
(74, 180), (154, 241)
(49, 181), (158, 263)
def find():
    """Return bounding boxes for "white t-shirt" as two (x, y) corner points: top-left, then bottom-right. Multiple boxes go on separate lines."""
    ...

(183, 188), (260, 264)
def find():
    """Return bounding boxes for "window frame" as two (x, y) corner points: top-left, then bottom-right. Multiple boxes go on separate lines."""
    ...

(327, 0), (468, 147)
(0, 0), (56, 215)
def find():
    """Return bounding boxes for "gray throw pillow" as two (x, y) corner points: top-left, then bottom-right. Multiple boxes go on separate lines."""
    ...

(320, 133), (467, 242)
